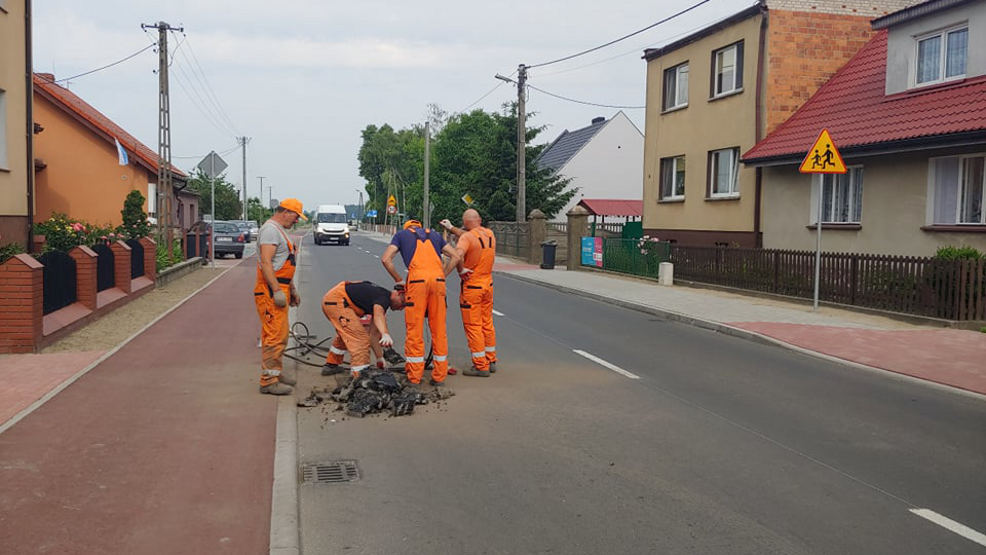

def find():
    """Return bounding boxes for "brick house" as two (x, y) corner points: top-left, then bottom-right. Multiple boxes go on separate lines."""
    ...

(641, 0), (918, 247)
(743, 0), (986, 256)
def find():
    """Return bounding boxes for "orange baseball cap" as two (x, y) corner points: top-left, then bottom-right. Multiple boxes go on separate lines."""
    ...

(278, 198), (308, 221)
(403, 219), (421, 230)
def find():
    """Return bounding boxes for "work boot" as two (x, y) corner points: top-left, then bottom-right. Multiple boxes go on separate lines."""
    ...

(489, 362), (497, 374)
(462, 366), (491, 378)
(259, 382), (294, 396)
(429, 378), (449, 387)
(278, 373), (297, 386)
(321, 363), (344, 376)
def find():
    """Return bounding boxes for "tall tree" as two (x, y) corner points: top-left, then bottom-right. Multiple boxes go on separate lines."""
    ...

(185, 169), (243, 220)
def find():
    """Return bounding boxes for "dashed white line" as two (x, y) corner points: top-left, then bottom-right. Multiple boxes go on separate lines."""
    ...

(492, 309), (505, 316)
(910, 509), (986, 547)
(572, 350), (640, 380)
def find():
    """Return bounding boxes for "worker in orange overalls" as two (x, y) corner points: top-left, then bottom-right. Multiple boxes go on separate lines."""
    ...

(441, 209), (497, 377)
(254, 199), (306, 395)
(381, 219), (461, 388)
(321, 280), (406, 378)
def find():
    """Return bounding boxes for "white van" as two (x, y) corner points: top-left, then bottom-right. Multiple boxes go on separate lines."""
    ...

(313, 204), (350, 245)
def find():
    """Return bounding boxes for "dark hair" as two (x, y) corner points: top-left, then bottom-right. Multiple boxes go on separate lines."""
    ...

(274, 206), (287, 213)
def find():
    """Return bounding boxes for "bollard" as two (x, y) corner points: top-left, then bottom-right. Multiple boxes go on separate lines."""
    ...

(658, 262), (674, 286)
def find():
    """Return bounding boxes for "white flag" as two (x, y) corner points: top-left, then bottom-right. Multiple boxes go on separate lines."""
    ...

(114, 138), (129, 166)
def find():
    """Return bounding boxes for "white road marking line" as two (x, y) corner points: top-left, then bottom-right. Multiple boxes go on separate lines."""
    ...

(373, 255), (380, 258)
(492, 309), (505, 316)
(572, 350), (640, 380)
(910, 509), (986, 547)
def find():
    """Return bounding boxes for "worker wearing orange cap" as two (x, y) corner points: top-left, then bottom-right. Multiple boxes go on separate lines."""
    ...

(441, 209), (497, 377)
(381, 219), (460, 388)
(254, 198), (307, 395)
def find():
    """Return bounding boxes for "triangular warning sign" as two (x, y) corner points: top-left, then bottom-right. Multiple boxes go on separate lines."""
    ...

(799, 129), (847, 174)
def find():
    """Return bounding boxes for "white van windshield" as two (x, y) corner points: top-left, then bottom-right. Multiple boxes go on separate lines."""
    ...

(317, 213), (347, 223)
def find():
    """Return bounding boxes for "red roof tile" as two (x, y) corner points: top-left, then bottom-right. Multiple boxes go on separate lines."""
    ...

(33, 74), (186, 177)
(743, 30), (986, 163)
(577, 198), (643, 217)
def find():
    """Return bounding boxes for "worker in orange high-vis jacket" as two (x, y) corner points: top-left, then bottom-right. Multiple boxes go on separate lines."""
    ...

(254, 199), (306, 395)
(381, 219), (460, 388)
(441, 209), (497, 377)
(321, 280), (406, 378)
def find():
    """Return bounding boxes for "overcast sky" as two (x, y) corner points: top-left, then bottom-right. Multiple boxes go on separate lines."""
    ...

(33, 0), (754, 212)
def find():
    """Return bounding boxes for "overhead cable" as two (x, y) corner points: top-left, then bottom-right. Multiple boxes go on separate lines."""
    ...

(52, 44), (155, 84)
(526, 83), (645, 110)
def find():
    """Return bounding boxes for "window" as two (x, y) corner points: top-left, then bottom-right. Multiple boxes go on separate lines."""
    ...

(0, 89), (7, 169)
(930, 155), (985, 225)
(708, 148), (739, 197)
(916, 26), (967, 85)
(660, 156), (686, 200)
(662, 63), (688, 111)
(711, 42), (743, 97)
(819, 167), (864, 223)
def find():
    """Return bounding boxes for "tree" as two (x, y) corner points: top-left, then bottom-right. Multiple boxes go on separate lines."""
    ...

(185, 169), (243, 220)
(118, 189), (151, 239)
(246, 197), (272, 223)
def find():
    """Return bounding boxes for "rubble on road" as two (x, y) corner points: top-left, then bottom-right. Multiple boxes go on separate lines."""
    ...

(298, 367), (454, 418)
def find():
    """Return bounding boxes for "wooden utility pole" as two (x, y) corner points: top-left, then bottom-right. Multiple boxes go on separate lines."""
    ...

(141, 21), (183, 254)
(423, 121), (430, 226)
(515, 64), (527, 223)
(239, 136), (250, 219)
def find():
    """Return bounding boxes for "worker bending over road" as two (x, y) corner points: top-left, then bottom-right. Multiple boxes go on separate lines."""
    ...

(381, 219), (460, 388)
(254, 199), (306, 396)
(322, 281), (406, 378)
(441, 209), (498, 377)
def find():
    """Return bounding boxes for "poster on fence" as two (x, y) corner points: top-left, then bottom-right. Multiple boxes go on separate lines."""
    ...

(581, 237), (603, 267)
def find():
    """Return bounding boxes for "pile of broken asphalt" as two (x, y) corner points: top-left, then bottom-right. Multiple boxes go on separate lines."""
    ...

(298, 367), (454, 419)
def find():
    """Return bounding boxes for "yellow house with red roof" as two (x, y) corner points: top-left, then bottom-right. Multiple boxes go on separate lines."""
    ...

(32, 73), (187, 228)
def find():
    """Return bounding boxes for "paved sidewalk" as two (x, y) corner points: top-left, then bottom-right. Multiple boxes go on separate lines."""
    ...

(494, 260), (986, 397)
(0, 260), (277, 554)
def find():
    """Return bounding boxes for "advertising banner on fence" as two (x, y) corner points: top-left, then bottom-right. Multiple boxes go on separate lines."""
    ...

(581, 237), (602, 267)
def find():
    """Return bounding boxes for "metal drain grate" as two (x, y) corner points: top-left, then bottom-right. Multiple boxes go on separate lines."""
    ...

(301, 460), (360, 484)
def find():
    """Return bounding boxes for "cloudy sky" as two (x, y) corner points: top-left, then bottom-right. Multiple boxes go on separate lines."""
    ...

(33, 0), (754, 212)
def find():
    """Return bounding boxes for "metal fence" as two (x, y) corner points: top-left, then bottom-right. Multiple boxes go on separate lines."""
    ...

(39, 250), (77, 314)
(669, 246), (986, 321)
(126, 239), (144, 279)
(92, 243), (115, 292)
(487, 221), (530, 260)
(597, 238), (670, 277)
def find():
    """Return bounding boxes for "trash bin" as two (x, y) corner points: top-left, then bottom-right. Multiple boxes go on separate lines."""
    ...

(540, 240), (557, 269)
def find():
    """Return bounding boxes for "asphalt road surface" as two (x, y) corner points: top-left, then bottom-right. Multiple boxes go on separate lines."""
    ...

(292, 231), (986, 554)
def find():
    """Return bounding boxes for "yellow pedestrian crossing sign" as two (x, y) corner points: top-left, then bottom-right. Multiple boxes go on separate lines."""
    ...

(387, 194), (397, 207)
(799, 129), (847, 174)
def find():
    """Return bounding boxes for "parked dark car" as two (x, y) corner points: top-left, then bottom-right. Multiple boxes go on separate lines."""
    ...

(189, 220), (246, 258)
(230, 220), (253, 242)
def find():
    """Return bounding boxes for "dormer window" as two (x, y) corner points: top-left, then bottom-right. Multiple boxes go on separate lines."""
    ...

(916, 25), (968, 85)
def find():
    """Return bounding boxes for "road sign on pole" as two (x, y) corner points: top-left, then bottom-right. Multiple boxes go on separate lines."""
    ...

(198, 151), (228, 268)
(799, 129), (847, 311)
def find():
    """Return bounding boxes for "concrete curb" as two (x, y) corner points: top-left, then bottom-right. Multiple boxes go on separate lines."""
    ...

(496, 271), (986, 402)
(0, 266), (233, 436)
(269, 397), (300, 555)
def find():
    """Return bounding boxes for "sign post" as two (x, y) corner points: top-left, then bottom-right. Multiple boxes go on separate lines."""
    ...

(798, 129), (846, 311)
(197, 151), (228, 268)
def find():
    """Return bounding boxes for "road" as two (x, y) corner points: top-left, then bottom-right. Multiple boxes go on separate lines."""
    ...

(292, 231), (986, 554)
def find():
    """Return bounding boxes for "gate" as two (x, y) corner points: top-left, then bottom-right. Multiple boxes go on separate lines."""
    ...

(126, 239), (144, 278)
(39, 250), (77, 314)
(93, 243), (115, 291)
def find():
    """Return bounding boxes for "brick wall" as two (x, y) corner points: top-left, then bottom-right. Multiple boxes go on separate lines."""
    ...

(139, 237), (156, 280)
(765, 9), (877, 134)
(69, 246), (98, 310)
(766, 0), (917, 16)
(110, 240), (132, 294)
(0, 255), (44, 354)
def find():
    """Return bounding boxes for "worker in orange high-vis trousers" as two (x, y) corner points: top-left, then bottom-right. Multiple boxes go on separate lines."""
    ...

(321, 280), (406, 378)
(254, 199), (307, 395)
(381, 219), (460, 388)
(441, 209), (497, 377)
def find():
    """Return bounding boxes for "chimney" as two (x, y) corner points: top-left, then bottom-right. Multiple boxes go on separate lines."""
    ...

(36, 73), (55, 83)
(591, 116), (605, 125)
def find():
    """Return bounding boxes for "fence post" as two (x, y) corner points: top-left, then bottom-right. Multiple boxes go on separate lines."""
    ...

(0, 254), (44, 353)
(528, 209), (546, 266)
(850, 254), (859, 305)
(140, 237), (157, 281)
(566, 205), (589, 271)
(110, 240), (133, 294)
(68, 246), (98, 311)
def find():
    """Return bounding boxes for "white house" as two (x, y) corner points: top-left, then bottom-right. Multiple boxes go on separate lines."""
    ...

(535, 112), (644, 221)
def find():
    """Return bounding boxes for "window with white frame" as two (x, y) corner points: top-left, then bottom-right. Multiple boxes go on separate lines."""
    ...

(712, 42), (743, 97)
(818, 167), (864, 223)
(708, 148), (739, 197)
(930, 155), (985, 225)
(916, 25), (968, 85)
(662, 62), (688, 111)
(0, 89), (7, 169)
(660, 155), (686, 200)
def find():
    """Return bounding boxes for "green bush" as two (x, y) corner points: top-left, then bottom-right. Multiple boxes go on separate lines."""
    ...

(0, 241), (24, 264)
(33, 213), (117, 253)
(935, 245), (984, 260)
(117, 189), (151, 239)
(155, 240), (184, 272)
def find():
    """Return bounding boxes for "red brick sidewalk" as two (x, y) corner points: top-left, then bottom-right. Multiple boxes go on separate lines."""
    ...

(0, 262), (276, 554)
(730, 322), (986, 395)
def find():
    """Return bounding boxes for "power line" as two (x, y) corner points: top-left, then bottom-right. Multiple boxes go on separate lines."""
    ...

(172, 143), (240, 160)
(178, 34), (241, 136)
(526, 83), (645, 109)
(528, 0), (712, 69)
(52, 44), (155, 84)
(171, 63), (239, 137)
(453, 68), (518, 116)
